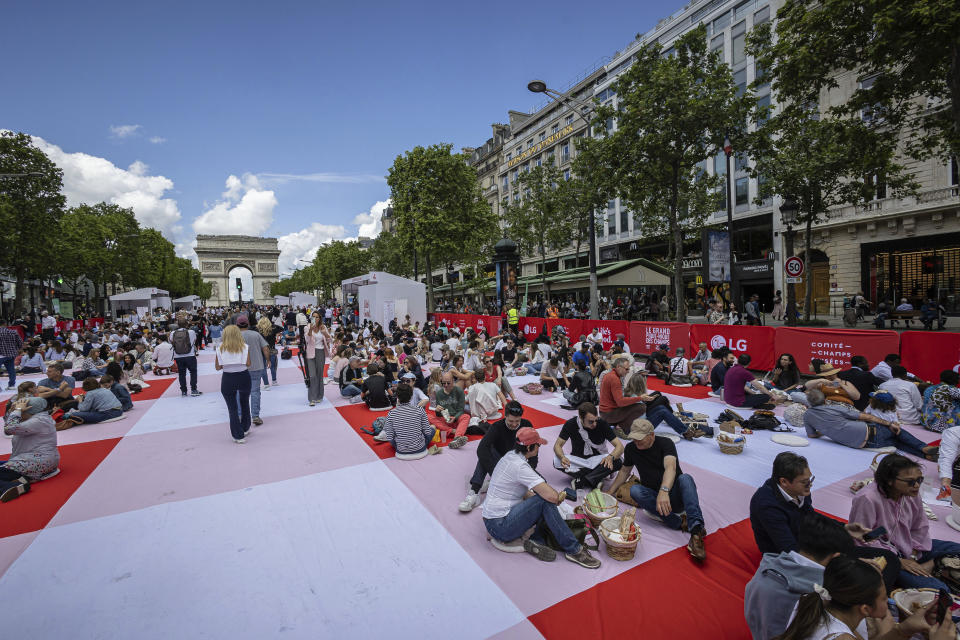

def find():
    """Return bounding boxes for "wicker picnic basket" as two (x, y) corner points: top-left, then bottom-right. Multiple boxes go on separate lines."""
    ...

(582, 490), (619, 527)
(717, 420), (745, 455)
(599, 509), (640, 561)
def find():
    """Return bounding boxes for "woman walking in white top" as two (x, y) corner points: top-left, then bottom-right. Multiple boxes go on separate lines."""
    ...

(304, 311), (331, 406)
(215, 325), (251, 443)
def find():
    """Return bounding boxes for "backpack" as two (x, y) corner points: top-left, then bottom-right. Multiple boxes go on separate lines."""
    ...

(172, 328), (192, 355)
(745, 409), (782, 431)
(360, 416), (389, 436)
(280, 347), (292, 360)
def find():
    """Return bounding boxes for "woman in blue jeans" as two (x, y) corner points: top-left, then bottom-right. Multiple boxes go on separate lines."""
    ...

(624, 373), (712, 438)
(58, 376), (123, 429)
(215, 325), (252, 444)
(481, 428), (601, 569)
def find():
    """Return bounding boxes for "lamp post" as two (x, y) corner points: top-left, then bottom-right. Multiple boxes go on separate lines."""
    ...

(780, 197), (799, 326)
(723, 136), (738, 312)
(527, 79), (599, 321)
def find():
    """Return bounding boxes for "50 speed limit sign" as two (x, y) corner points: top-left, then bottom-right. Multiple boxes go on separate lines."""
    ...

(784, 256), (805, 277)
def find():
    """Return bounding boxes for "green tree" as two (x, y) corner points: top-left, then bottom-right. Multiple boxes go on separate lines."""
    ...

(368, 232), (410, 278)
(387, 143), (498, 311)
(753, 1), (960, 161)
(0, 131), (66, 312)
(503, 164), (573, 301)
(591, 25), (752, 321)
(311, 240), (369, 299)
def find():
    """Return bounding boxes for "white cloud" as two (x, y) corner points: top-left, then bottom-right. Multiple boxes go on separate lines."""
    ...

(258, 172), (385, 185)
(277, 223), (349, 275)
(30, 135), (183, 235)
(109, 124), (142, 139)
(355, 199), (390, 238)
(149, 136), (166, 144)
(192, 173), (278, 236)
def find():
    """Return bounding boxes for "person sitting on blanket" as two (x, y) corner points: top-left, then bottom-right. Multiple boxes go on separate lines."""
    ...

(482, 426), (601, 569)
(722, 354), (781, 409)
(562, 357), (597, 409)
(644, 343), (670, 379)
(360, 362), (395, 411)
(708, 348), (734, 398)
(374, 384), (437, 459)
(744, 512), (858, 640)
(667, 347), (693, 385)
(749, 452), (901, 592)
(152, 339), (175, 375)
(598, 356), (648, 433)
(850, 453), (960, 594)
(539, 356), (568, 391)
(803, 388), (938, 460)
(765, 353), (802, 391)
(17, 345), (44, 374)
(458, 401), (535, 513)
(56, 376), (124, 430)
(689, 342), (710, 384)
(623, 371), (710, 439)
(922, 369), (960, 434)
(553, 402), (624, 491)
(465, 372), (506, 423)
(0, 396), (59, 503)
(607, 418), (707, 561)
(428, 371), (470, 450)
(133, 342), (153, 372)
(36, 362), (76, 411)
(99, 374), (133, 412)
(879, 365), (923, 425)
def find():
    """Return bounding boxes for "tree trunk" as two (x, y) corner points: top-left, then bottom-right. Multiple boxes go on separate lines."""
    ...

(540, 243), (549, 302)
(424, 251), (434, 313)
(14, 271), (25, 315)
(803, 215), (814, 322)
(670, 165), (685, 322)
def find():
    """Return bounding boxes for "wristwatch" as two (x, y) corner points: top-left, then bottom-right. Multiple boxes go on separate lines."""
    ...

(660, 486), (671, 493)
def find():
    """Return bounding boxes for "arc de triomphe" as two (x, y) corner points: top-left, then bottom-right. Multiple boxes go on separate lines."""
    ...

(195, 235), (280, 307)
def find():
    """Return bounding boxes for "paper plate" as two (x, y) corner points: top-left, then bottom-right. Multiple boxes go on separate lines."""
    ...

(657, 432), (681, 443)
(947, 513), (960, 533)
(891, 588), (938, 617)
(771, 433), (809, 447)
(863, 446), (897, 453)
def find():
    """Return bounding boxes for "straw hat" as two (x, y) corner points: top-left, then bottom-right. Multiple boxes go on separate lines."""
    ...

(816, 364), (842, 377)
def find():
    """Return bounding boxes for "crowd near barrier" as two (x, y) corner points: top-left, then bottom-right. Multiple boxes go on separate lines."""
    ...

(428, 313), (953, 377)
(33, 318), (106, 334)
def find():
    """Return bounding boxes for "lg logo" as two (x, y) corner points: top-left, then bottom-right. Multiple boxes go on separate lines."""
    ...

(710, 334), (747, 352)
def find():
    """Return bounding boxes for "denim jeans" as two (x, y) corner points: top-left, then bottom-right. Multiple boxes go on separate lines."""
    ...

(629, 473), (705, 532)
(221, 370), (251, 439)
(483, 494), (581, 554)
(526, 362), (543, 374)
(340, 384), (362, 398)
(865, 424), (929, 458)
(896, 539), (960, 593)
(0, 356), (16, 387)
(176, 355), (198, 393)
(66, 407), (122, 424)
(646, 404), (713, 436)
(248, 369), (264, 418)
(268, 353), (278, 383)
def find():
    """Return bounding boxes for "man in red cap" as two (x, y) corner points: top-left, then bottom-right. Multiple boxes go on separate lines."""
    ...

(482, 425), (601, 569)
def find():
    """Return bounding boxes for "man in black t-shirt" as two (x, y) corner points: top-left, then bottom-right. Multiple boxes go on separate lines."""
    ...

(498, 338), (519, 368)
(361, 363), (395, 410)
(608, 418), (707, 561)
(553, 402), (623, 490)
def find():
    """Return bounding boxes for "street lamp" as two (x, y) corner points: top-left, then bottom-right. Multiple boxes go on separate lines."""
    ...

(780, 197), (799, 326)
(723, 136), (738, 312)
(527, 79), (600, 321)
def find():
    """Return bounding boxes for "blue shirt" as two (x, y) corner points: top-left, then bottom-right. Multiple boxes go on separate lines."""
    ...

(39, 375), (76, 392)
(572, 350), (590, 368)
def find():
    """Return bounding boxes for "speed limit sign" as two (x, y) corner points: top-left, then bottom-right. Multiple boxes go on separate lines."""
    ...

(784, 256), (805, 278)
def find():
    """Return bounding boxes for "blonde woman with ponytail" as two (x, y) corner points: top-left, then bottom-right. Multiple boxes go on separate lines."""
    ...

(215, 324), (251, 443)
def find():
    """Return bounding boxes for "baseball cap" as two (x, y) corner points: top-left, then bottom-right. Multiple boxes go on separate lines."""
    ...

(658, 343), (669, 350)
(236, 314), (249, 327)
(401, 372), (416, 380)
(516, 427), (547, 446)
(869, 391), (895, 403)
(626, 419), (655, 440)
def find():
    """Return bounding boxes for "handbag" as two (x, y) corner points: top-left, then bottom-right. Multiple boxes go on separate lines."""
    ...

(613, 475), (641, 507)
(644, 391), (671, 411)
(545, 515), (600, 551)
(746, 410), (781, 431)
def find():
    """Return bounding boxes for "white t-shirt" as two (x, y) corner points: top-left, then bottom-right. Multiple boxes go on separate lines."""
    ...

(216, 345), (249, 373)
(404, 387), (428, 407)
(786, 606), (867, 640)
(430, 342), (445, 362)
(878, 377), (923, 423)
(669, 356), (689, 376)
(445, 337), (460, 352)
(482, 451), (545, 519)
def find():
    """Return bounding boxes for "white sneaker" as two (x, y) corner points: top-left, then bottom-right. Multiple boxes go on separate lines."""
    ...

(707, 390), (720, 398)
(480, 477), (490, 494)
(234, 438), (246, 444)
(350, 395), (364, 404)
(459, 490), (480, 512)
(373, 431), (390, 442)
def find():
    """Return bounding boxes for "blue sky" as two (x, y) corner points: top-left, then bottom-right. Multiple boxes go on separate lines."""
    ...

(2, 0), (685, 275)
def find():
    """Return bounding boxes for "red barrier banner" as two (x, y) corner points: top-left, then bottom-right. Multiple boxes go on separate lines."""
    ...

(629, 322), (690, 355)
(689, 324), (777, 371)
(518, 317), (547, 341)
(432, 313), (503, 337)
(547, 318), (585, 342)
(900, 331), (960, 383)
(774, 327), (900, 371)
(480, 315), (502, 335)
(594, 320), (631, 351)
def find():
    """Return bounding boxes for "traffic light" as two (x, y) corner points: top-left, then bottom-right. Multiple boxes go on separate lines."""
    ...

(236, 277), (242, 290)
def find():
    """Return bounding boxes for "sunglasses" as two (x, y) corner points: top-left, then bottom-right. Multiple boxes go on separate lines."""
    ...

(441, 381), (453, 386)
(798, 475), (815, 487)
(895, 476), (924, 487)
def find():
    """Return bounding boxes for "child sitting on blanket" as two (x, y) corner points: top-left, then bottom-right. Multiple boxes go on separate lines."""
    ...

(864, 391), (899, 427)
(100, 374), (134, 412)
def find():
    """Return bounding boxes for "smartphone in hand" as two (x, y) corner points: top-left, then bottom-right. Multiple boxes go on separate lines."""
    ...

(937, 588), (951, 624)
(862, 526), (887, 542)
(563, 487), (577, 501)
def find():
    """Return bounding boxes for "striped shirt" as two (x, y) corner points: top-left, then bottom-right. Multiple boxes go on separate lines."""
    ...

(381, 404), (434, 455)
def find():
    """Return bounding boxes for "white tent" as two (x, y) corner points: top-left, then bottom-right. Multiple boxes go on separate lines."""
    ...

(342, 272), (426, 328)
(273, 295), (290, 306)
(109, 287), (171, 314)
(289, 292), (317, 309)
(173, 295), (201, 311)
